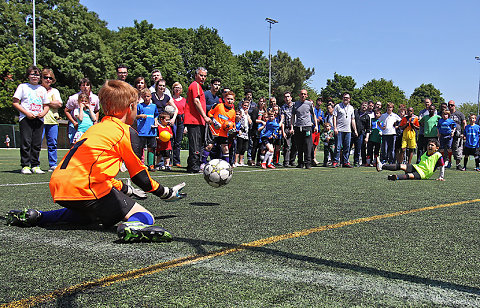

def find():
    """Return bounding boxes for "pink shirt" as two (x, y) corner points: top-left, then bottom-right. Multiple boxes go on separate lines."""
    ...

(173, 97), (186, 115)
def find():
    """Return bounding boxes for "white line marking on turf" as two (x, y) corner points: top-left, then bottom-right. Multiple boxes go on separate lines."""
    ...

(0, 167), (297, 187)
(198, 259), (480, 307)
(0, 182), (50, 187)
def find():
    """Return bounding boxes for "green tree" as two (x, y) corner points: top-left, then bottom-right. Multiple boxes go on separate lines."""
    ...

(271, 51), (314, 103)
(160, 26), (244, 95)
(191, 26), (243, 94)
(0, 0), (31, 47)
(34, 0), (114, 95)
(0, 0), (115, 106)
(113, 20), (186, 88)
(358, 78), (407, 109)
(408, 83), (445, 113)
(457, 102), (478, 117)
(320, 73), (359, 107)
(236, 50), (269, 100)
(0, 44), (32, 123)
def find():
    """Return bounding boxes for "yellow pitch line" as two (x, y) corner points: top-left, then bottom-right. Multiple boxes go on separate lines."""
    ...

(4, 198), (480, 308)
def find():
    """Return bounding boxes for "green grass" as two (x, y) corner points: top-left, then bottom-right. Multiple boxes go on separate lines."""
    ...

(0, 148), (480, 307)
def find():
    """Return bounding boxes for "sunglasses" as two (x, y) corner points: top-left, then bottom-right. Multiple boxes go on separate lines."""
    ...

(42, 76), (53, 80)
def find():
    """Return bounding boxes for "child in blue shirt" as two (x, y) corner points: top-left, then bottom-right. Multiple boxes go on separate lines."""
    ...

(437, 110), (456, 165)
(72, 93), (96, 144)
(462, 114), (480, 171)
(136, 88), (159, 171)
(258, 111), (280, 169)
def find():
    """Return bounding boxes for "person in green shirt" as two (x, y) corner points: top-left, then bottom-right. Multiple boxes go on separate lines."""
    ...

(419, 104), (441, 140)
(375, 139), (445, 181)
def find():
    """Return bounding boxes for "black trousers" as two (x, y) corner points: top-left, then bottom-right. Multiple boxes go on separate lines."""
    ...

(283, 132), (297, 166)
(186, 124), (205, 172)
(19, 117), (44, 168)
(294, 126), (313, 166)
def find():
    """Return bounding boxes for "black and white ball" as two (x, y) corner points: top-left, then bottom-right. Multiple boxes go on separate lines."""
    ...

(203, 159), (233, 188)
(164, 105), (176, 117)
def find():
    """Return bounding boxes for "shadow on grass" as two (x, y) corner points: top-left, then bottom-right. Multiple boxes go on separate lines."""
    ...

(190, 202), (220, 207)
(2, 169), (24, 174)
(41, 223), (117, 233)
(173, 236), (480, 297)
(155, 214), (178, 219)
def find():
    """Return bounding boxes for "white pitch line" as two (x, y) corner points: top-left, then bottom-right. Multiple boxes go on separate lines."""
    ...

(0, 167), (300, 187)
(198, 259), (480, 307)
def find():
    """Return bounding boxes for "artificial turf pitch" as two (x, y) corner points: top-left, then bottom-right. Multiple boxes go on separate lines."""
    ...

(0, 148), (479, 307)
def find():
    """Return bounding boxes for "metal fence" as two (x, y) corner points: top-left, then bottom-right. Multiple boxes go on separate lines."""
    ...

(0, 123), (71, 149)
(0, 123), (189, 150)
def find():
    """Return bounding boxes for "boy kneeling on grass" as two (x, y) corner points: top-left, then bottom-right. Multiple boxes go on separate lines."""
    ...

(376, 139), (445, 181)
(5, 80), (186, 242)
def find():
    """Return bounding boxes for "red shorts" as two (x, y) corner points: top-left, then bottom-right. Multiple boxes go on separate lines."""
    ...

(312, 131), (320, 146)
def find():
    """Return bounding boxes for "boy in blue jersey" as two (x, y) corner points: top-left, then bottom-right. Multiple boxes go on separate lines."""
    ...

(461, 114), (480, 171)
(376, 139), (445, 181)
(135, 88), (159, 171)
(258, 111), (280, 169)
(437, 110), (456, 165)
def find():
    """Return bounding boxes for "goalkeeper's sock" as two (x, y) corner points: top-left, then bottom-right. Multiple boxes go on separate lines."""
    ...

(147, 151), (155, 166)
(127, 212), (154, 225)
(201, 150), (210, 164)
(266, 151), (273, 165)
(262, 152), (268, 164)
(39, 208), (91, 226)
(222, 153), (230, 163)
(383, 163), (400, 171)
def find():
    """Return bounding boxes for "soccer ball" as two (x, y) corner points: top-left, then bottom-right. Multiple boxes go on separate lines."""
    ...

(158, 130), (172, 142)
(164, 105), (175, 117)
(221, 120), (235, 132)
(203, 159), (233, 188)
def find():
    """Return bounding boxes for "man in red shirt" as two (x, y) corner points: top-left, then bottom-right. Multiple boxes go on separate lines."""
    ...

(184, 67), (212, 173)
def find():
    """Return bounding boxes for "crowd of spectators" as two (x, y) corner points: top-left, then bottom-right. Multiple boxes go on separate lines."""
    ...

(11, 64), (478, 175)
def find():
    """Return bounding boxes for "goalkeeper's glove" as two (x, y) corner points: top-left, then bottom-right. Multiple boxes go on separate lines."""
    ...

(212, 118), (221, 129)
(160, 182), (187, 202)
(125, 182), (147, 200)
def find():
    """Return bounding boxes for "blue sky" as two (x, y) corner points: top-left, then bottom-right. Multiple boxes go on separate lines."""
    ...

(80, 0), (480, 105)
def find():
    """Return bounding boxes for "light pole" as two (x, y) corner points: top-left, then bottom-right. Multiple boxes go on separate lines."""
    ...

(476, 56), (480, 116)
(266, 18), (278, 101)
(33, 0), (37, 65)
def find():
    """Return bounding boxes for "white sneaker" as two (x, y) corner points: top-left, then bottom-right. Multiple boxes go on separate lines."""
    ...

(31, 167), (45, 174)
(232, 163), (238, 168)
(21, 166), (32, 174)
(375, 157), (383, 172)
(48, 166), (57, 172)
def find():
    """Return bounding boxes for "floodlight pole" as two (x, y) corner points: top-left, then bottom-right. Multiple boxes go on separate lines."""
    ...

(266, 18), (278, 102)
(476, 56), (480, 116)
(33, 0), (37, 65)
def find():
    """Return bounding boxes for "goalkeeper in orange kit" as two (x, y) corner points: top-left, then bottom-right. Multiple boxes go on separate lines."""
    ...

(6, 80), (186, 242)
(204, 90), (236, 164)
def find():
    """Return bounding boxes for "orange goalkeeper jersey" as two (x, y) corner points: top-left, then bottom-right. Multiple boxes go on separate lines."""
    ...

(207, 103), (235, 137)
(50, 116), (161, 201)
